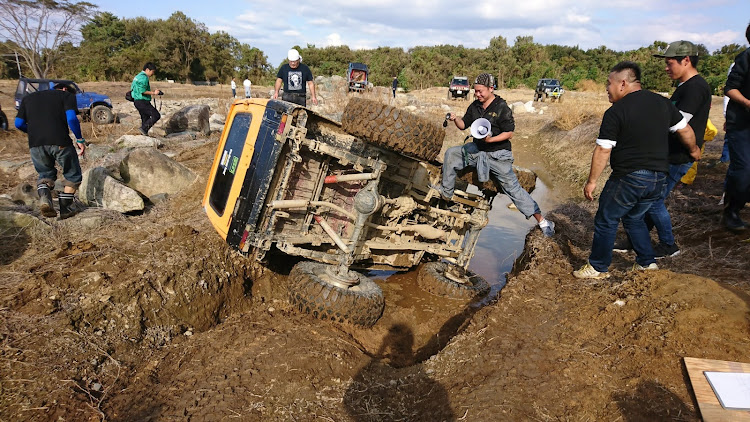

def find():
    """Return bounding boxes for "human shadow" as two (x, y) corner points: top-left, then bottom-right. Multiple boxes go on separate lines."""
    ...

(613, 380), (695, 421)
(344, 324), (456, 422)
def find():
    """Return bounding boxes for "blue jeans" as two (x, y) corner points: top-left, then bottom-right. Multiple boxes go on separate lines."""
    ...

(29, 144), (82, 188)
(441, 146), (541, 218)
(589, 170), (667, 272)
(643, 162), (692, 246)
(721, 138), (730, 163)
(725, 126), (750, 211)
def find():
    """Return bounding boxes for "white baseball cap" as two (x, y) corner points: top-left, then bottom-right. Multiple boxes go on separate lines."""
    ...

(288, 49), (301, 61)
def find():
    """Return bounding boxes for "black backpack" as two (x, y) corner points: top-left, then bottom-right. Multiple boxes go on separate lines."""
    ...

(125, 90), (134, 102)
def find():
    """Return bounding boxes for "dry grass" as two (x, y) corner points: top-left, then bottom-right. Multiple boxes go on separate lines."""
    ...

(575, 79), (605, 92)
(552, 95), (609, 131)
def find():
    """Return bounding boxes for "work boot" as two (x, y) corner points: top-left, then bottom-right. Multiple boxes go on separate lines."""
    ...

(37, 183), (57, 218)
(58, 192), (78, 220)
(653, 242), (680, 259)
(723, 209), (747, 232)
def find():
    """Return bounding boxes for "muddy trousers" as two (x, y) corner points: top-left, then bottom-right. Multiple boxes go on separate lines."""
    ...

(134, 100), (161, 133)
(441, 146), (541, 218)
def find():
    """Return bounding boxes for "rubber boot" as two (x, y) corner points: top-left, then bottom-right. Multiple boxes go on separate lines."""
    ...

(37, 183), (57, 218)
(58, 192), (77, 220)
(723, 192), (747, 232)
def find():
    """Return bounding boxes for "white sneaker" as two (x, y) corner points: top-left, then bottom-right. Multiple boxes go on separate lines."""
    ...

(539, 219), (555, 237)
(573, 262), (610, 279)
(631, 262), (658, 271)
(718, 193), (725, 206)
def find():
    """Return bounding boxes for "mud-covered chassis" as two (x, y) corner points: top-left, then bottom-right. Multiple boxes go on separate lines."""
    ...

(206, 98), (493, 327)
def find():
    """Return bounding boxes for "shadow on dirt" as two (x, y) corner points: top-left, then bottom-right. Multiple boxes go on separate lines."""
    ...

(344, 323), (456, 421)
(613, 380), (693, 421)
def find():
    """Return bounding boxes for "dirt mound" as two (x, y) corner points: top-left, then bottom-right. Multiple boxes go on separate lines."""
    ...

(2, 84), (750, 421)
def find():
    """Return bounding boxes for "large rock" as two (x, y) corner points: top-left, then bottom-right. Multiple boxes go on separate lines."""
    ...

(164, 104), (210, 135)
(116, 135), (163, 148)
(11, 183), (38, 207)
(119, 149), (196, 199)
(78, 167), (144, 213)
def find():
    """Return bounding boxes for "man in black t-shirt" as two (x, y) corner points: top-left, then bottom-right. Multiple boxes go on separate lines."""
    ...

(15, 83), (86, 219)
(619, 41), (711, 258)
(573, 61), (699, 280)
(272, 49), (318, 107)
(723, 23), (750, 232)
(434, 73), (555, 237)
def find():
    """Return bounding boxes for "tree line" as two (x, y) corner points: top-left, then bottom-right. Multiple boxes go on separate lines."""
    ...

(0, 1), (746, 95)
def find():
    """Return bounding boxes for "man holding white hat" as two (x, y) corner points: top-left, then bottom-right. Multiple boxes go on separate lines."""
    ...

(273, 48), (318, 106)
(435, 73), (555, 237)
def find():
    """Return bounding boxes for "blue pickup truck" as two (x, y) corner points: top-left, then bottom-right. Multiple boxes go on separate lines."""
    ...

(14, 78), (114, 124)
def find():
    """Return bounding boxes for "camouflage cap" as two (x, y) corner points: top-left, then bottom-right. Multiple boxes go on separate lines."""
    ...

(474, 73), (495, 88)
(653, 40), (699, 58)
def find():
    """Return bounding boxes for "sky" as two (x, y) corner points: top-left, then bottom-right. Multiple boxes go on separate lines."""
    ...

(95, 0), (750, 66)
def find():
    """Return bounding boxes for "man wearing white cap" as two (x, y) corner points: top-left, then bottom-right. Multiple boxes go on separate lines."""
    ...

(435, 73), (555, 237)
(273, 48), (318, 106)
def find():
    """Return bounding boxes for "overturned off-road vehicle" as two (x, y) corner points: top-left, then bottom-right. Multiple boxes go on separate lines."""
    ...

(203, 97), (499, 327)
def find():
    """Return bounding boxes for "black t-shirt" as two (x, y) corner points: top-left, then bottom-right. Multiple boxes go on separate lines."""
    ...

(462, 96), (515, 152)
(276, 63), (313, 94)
(597, 90), (684, 178)
(17, 89), (77, 148)
(669, 75), (711, 164)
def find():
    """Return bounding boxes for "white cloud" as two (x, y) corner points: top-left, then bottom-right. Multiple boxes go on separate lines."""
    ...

(325, 33), (343, 47)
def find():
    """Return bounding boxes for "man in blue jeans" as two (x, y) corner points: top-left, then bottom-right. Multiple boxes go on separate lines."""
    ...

(16, 83), (86, 219)
(723, 23), (750, 232)
(573, 61), (699, 279)
(435, 73), (555, 237)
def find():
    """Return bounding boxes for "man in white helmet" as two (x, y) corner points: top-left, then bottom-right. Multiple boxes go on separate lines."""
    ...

(273, 48), (318, 106)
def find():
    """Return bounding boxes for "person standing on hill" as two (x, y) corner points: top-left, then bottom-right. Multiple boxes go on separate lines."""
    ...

(273, 48), (318, 107)
(243, 77), (251, 98)
(723, 22), (750, 232)
(433, 73), (555, 237)
(231, 77), (237, 98)
(573, 61), (699, 280)
(615, 41), (710, 258)
(131, 62), (162, 136)
(15, 83), (86, 219)
(392, 76), (398, 98)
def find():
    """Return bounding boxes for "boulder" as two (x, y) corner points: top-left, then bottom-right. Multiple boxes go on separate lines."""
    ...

(119, 149), (196, 199)
(78, 167), (144, 213)
(0, 210), (49, 232)
(164, 104), (210, 135)
(116, 135), (163, 148)
(11, 183), (38, 206)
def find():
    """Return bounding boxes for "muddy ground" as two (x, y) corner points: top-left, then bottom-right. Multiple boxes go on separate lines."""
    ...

(1, 81), (749, 421)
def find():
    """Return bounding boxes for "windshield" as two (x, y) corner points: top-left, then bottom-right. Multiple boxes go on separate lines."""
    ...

(451, 78), (469, 86)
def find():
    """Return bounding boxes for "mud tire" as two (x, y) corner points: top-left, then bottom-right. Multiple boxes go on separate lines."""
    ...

(91, 105), (114, 124)
(417, 262), (490, 299)
(0, 111), (7, 131)
(341, 97), (445, 161)
(288, 261), (384, 327)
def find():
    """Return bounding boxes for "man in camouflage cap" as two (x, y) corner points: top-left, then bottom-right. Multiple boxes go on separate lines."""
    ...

(435, 73), (555, 237)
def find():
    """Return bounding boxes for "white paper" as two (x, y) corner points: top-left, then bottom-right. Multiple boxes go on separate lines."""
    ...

(704, 371), (750, 410)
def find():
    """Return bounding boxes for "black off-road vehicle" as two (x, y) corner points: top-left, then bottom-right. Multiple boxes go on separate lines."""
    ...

(534, 78), (564, 102)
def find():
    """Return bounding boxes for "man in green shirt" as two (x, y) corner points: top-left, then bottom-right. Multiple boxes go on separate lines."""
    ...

(131, 62), (162, 136)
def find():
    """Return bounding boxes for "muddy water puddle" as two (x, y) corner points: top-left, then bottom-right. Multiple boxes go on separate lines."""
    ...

(351, 160), (570, 363)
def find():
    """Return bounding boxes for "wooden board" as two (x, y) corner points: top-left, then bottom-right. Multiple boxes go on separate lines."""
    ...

(684, 357), (750, 421)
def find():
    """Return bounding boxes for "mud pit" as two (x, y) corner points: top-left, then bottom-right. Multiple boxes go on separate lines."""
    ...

(1, 83), (749, 421)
